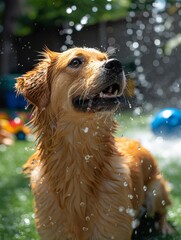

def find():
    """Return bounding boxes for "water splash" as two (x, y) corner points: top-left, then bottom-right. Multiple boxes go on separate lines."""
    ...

(123, 127), (181, 167)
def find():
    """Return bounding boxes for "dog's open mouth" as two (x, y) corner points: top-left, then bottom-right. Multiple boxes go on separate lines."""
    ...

(72, 83), (123, 112)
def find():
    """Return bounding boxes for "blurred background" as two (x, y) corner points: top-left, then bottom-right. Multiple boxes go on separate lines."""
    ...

(0, 1), (181, 240)
(0, 0), (181, 110)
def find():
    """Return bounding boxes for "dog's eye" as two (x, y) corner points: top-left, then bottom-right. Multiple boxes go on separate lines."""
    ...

(69, 58), (83, 68)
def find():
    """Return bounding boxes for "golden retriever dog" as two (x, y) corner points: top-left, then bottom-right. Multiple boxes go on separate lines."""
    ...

(16, 47), (173, 240)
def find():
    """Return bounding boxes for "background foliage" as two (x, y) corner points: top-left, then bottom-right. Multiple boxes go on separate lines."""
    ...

(0, 0), (178, 36)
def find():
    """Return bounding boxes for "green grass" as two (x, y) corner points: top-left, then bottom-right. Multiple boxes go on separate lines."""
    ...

(0, 112), (181, 239)
(0, 142), (38, 240)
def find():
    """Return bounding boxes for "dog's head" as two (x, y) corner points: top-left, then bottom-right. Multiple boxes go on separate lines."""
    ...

(16, 47), (126, 114)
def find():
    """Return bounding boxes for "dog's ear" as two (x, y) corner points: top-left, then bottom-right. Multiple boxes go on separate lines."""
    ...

(16, 49), (54, 108)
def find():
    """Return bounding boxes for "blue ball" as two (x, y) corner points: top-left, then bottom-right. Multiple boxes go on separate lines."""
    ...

(151, 108), (181, 138)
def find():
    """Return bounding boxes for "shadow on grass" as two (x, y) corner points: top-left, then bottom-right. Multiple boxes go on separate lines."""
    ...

(132, 215), (179, 240)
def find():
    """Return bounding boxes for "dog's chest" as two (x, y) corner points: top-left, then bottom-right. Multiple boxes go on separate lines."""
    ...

(31, 162), (133, 239)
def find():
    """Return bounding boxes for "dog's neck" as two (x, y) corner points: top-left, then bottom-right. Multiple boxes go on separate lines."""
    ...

(34, 109), (117, 155)
(33, 108), (119, 198)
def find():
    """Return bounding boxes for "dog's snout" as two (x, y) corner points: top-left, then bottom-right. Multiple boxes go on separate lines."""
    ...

(104, 59), (123, 74)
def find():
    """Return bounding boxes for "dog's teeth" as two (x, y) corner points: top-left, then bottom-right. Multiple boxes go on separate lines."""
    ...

(99, 92), (104, 98)
(108, 86), (112, 93)
(114, 90), (118, 96)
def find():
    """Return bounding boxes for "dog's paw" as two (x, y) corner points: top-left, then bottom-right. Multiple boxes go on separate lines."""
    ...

(155, 219), (175, 235)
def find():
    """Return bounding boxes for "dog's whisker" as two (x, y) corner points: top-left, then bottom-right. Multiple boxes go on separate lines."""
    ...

(106, 47), (117, 57)
(68, 81), (84, 98)
(122, 92), (132, 109)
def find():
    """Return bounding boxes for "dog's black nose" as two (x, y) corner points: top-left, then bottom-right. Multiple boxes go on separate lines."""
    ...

(104, 59), (123, 74)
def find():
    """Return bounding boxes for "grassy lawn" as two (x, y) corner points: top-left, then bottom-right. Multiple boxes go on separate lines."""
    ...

(0, 111), (181, 239)
(0, 142), (38, 240)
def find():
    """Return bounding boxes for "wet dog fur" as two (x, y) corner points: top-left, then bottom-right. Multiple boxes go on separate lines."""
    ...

(16, 47), (173, 240)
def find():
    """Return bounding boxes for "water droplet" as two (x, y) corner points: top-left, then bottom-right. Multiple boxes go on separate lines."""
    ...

(128, 194), (134, 199)
(143, 185), (147, 191)
(132, 219), (140, 229)
(75, 24), (83, 31)
(153, 189), (157, 196)
(24, 218), (30, 225)
(126, 208), (135, 217)
(82, 127), (89, 133)
(80, 15), (89, 25)
(92, 6), (98, 12)
(82, 226), (88, 232)
(162, 200), (166, 206)
(132, 42), (139, 49)
(123, 181), (128, 187)
(71, 5), (77, 11)
(66, 7), (72, 14)
(105, 3), (112, 11)
(80, 202), (85, 207)
(84, 155), (93, 163)
(119, 206), (125, 212)
(85, 216), (90, 221)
